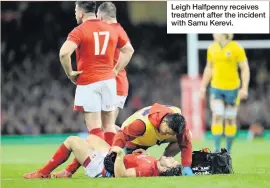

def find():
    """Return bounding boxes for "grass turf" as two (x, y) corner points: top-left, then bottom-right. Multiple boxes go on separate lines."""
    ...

(1, 139), (270, 188)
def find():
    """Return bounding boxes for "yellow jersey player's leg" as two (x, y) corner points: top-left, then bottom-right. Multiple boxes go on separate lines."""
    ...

(224, 90), (241, 152)
(209, 87), (225, 152)
(201, 33), (250, 153)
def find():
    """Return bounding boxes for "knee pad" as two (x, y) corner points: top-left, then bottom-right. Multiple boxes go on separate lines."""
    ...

(224, 107), (237, 119)
(211, 103), (225, 116)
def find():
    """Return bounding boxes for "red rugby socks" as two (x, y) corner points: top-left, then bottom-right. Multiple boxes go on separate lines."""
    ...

(89, 128), (104, 140)
(65, 158), (81, 174)
(104, 132), (116, 146)
(40, 144), (71, 175)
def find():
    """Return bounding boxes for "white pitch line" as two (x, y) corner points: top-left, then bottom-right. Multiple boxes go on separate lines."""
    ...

(1, 159), (48, 164)
(1, 178), (25, 181)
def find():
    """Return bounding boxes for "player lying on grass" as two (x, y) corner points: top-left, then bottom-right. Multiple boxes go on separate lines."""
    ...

(104, 146), (182, 177)
(112, 103), (194, 176)
(24, 134), (182, 179)
(53, 103), (194, 178)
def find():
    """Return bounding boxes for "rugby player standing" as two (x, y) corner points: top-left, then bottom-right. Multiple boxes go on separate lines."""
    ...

(53, 2), (134, 178)
(59, 1), (133, 147)
(200, 34), (250, 153)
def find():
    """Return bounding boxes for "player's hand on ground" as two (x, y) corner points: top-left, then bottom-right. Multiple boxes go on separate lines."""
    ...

(239, 87), (248, 100)
(68, 70), (83, 84)
(110, 146), (124, 156)
(183, 166), (194, 176)
(200, 86), (207, 99)
(132, 149), (148, 155)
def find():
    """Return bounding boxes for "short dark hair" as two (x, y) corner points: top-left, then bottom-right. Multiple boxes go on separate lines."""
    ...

(98, 2), (117, 18)
(160, 165), (182, 176)
(104, 152), (117, 175)
(76, 1), (96, 13)
(165, 113), (186, 134)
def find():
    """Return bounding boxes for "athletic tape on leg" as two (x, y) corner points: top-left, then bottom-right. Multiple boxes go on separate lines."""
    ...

(225, 107), (237, 119)
(211, 103), (225, 116)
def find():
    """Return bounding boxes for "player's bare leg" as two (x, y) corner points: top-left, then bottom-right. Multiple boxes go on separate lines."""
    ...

(54, 111), (104, 177)
(210, 99), (225, 152)
(53, 135), (110, 178)
(113, 107), (122, 130)
(24, 136), (92, 179)
(84, 111), (104, 137)
(102, 110), (117, 146)
(114, 107), (120, 121)
(85, 134), (110, 152)
(52, 136), (93, 178)
(224, 105), (238, 153)
(84, 112), (102, 131)
(64, 136), (94, 164)
(54, 112), (104, 178)
(107, 107), (121, 142)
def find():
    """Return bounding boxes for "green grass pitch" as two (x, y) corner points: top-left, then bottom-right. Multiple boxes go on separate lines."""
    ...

(1, 139), (270, 188)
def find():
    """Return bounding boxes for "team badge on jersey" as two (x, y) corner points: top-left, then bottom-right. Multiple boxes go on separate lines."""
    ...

(226, 51), (231, 57)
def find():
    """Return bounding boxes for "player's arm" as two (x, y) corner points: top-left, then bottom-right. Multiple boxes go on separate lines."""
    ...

(239, 61), (250, 92)
(113, 42), (134, 75)
(177, 129), (192, 167)
(59, 27), (83, 82)
(113, 28), (134, 75)
(59, 40), (77, 76)
(237, 45), (250, 95)
(111, 146), (137, 177)
(201, 48), (213, 89)
(112, 120), (146, 148)
(177, 129), (194, 176)
(163, 141), (180, 157)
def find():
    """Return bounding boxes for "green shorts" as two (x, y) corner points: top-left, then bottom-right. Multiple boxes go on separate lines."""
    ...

(210, 87), (239, 105)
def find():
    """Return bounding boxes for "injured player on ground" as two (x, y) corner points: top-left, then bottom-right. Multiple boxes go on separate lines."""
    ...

(24, 134), (182, 179)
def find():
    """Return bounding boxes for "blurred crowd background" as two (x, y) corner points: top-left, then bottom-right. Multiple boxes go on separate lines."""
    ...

(2, 2), (270, 135)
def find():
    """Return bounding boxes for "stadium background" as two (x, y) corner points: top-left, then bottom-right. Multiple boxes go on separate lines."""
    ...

(1, 2), (270, 188)
(1, 1), (270, 137)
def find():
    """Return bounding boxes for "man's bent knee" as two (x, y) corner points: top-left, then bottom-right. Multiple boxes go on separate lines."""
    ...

(64, 136), (80, 147)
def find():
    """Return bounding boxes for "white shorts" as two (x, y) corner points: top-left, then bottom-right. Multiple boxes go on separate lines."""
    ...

(84, 151), (108, 178)
(74, 79), (116, 112)
(116, 95), (127, 109)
